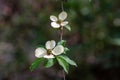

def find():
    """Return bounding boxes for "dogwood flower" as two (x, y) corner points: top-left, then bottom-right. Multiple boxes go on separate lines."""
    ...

(50, 11), (68, 28)
(35, 40), (64, 58)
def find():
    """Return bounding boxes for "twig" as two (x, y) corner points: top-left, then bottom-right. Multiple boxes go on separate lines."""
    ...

(60, 1), (66, 80)
(63, 70), (66, 80)
(60, 27), (63, 40)
(60, 27), (66, 80)
(61, 1), (64, 11)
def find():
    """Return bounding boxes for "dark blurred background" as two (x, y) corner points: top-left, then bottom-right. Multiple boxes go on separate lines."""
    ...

(0, 0), (120, 80)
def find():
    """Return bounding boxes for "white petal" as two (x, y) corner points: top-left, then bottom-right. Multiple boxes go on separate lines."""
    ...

(35, 48), (47, 58)
(51, 22), (60, 28)
(61, 21), (68, 26)
(52, 45), (64, 55)
(45, 40), (56, 49)
(59, 11), (67, 21)
(50, 15), (58, 21)
(44, 54), (54, 58)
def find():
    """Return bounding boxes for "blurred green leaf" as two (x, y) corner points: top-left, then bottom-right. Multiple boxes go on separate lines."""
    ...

(59, 55), (77, 67)
(57, 56), (69, 74)
(109, 38), (120, 46)
(57, 40), (66, 46)
(44, 58), (55, 68)
(30, 58), (43, 72)
(64, 47), (70, 54)
(38, 45), (45, 48)
(65, 25), (71, 31)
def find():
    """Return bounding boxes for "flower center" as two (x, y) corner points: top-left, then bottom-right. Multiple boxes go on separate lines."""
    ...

(47, 49), (52, 55)
(57, 20), (62, 24)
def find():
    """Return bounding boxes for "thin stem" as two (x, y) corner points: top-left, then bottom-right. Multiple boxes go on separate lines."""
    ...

(61, 1), (64, 11)
(60, 1), (64, 40)
(60, 1), (66, 80)
(60, 27), (66, 80)
(60, 27), (63, 40)
(63, 70), (66, 80)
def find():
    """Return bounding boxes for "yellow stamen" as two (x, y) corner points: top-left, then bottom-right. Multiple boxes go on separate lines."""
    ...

(47, 49), (52, 55)
(57, 20), (62, 24)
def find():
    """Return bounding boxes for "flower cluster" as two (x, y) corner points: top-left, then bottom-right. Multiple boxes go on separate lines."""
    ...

(50, 11), (68, 28)
(35, 40), (64, 58)
(30, 11), (76, 74)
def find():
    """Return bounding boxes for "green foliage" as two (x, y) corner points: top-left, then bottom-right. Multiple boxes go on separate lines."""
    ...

(109, 38), (120, 46)
(57, 40), (66, 46)
(64, 47), (70, 54)
(30, 58), (43, 71)
(44, 58), (55, 68)
(65, 25), (71, 31)
(58, 55), (77, 67)
(57, 56), (69, 74)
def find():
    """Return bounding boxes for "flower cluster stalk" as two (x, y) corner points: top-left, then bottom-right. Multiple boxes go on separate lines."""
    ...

(61, 1), (64, 11)
(60, 27), (63, 40)
(60, 1), (66, 80)
(30, 0), (77, 79)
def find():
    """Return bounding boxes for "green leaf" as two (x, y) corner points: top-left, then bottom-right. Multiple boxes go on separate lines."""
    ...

(59, 55), (77, 67)
(44, 58), (55, 68)
(30, 58), (43, 71)
(57, 40), (66, 46)
(65, 25), (71, 31)
(64, 47), (70, 54)
(57, 56), (69, 74)
(109, 38), (120, 46)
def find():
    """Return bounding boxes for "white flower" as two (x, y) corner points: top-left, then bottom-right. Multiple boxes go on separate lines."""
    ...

(35, 40), (64, 58)
(50, 11), (68, 28)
